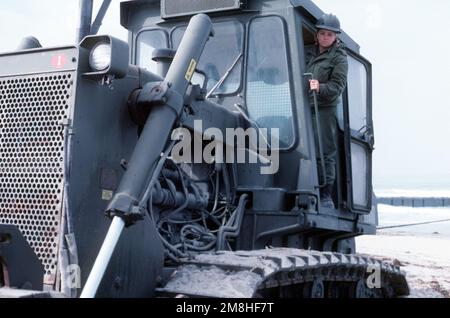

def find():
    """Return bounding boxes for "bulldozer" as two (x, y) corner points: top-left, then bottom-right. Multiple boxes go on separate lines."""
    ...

(0, 0), (409, 298)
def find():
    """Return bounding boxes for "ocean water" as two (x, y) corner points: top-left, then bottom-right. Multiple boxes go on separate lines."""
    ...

(374, 177), (450, 198)
(373, 176), (450, 193)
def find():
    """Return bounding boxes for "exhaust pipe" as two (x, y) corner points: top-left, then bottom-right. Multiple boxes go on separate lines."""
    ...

(76, 0), (93, 43)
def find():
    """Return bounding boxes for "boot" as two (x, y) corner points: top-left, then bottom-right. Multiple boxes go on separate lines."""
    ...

(320, 184), (335, 209)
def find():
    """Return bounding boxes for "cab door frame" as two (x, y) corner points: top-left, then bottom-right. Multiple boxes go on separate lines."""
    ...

(342, 50), (374, 213)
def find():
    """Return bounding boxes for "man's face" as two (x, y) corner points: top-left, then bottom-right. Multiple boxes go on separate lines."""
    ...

(317, 29), (337, 49)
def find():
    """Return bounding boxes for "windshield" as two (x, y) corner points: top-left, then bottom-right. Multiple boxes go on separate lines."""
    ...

(246, 16), (295, 149)
(172, 20), (244, 95)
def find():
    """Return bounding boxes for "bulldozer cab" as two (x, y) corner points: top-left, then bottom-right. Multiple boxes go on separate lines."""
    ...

(126, 0), (374, 213)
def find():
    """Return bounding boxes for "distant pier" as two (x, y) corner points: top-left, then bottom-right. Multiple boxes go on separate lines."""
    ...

(377, 197), (450, 208)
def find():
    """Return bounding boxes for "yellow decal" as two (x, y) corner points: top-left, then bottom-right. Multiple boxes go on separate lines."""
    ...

(185, 59), (197, 82)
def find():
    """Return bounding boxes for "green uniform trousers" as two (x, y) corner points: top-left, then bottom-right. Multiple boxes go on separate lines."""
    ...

(312, 106), (337, 187)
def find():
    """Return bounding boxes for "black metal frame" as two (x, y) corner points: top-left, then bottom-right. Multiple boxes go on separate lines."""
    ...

(342, 50), (373, 213)
(244, 13), (300, 152)
(0, 225), (44, 290)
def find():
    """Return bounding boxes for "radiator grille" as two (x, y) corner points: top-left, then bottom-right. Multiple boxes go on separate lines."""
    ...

(162, 0), (241, 18)
(0, 72), (73, 284)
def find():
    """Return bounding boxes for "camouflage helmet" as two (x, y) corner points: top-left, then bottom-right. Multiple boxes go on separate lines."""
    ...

(316, 13), (341, 34)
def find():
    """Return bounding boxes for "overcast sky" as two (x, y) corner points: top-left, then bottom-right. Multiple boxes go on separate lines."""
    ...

(1, 0), (449, 190)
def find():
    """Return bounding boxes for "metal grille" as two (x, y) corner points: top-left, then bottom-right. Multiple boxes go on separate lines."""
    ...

(0, 72), (73, 284)
(162, 0), (241, 18)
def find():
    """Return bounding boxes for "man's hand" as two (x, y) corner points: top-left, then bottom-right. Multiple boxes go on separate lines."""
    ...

(309, 79), (320, 93)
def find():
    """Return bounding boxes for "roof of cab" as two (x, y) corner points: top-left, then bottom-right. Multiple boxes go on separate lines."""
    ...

(120, 0), (359, 52)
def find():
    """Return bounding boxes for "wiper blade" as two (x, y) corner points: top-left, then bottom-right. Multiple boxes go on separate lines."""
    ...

(206, 53), (243, 98)
(233, 104), (271, 151)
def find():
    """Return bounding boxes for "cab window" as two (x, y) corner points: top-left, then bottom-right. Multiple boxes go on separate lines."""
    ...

(346, 55), (371, 209)
(136, 30), (168, 74)
(172, 20), (244, 95)
(246, 16), (295, 149)
(347, 56), (368, 131)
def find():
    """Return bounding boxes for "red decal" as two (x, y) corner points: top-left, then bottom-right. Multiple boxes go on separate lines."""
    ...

(51, 54), (67, 69)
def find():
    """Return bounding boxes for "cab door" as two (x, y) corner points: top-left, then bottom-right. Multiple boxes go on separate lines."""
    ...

(343, 53), (373, 213)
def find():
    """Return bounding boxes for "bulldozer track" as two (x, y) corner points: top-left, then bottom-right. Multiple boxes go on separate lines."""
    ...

(157, 248), (409, 298)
